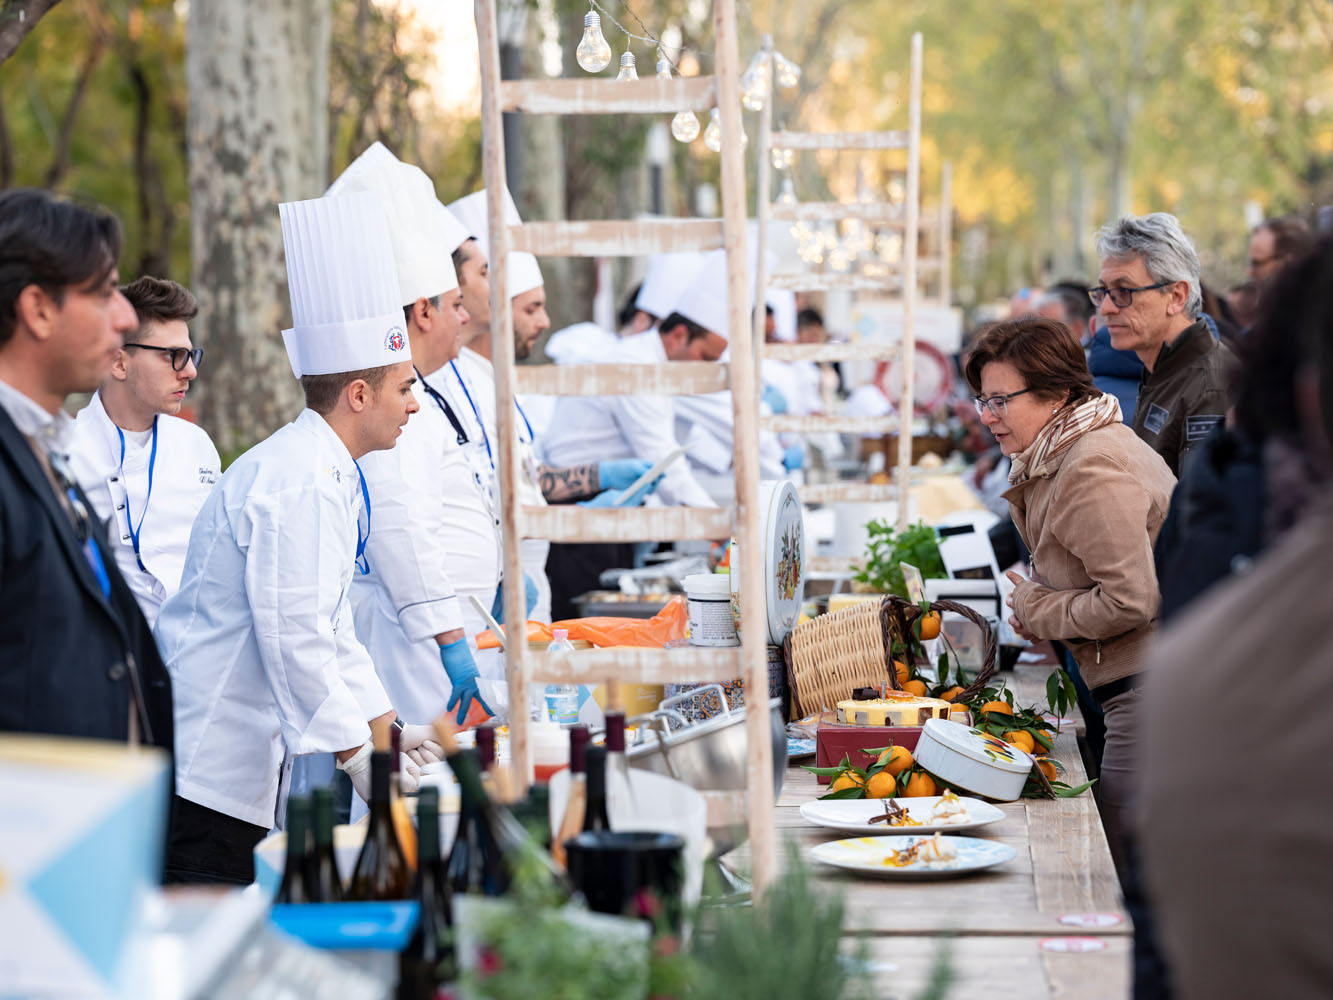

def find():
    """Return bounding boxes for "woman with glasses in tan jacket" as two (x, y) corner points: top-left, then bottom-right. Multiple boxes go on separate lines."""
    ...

(964, 317), (1175, 877)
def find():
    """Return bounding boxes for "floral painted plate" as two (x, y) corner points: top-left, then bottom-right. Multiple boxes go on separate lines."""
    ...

(787, 738), (817, 760)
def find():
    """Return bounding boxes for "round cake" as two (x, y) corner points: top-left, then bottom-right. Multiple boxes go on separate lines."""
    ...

(836, 695), (954, 727)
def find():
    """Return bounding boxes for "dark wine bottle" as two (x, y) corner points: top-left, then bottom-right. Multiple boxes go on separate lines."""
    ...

(347, 723), (412, 900)
(445, 747), (509, 896)
(552, 726), (589, 869)
(275, 794), (311, 903)
(305, 786), (343, 902)
(583, 744), (611, 833)
(397, 787), (454, 1000)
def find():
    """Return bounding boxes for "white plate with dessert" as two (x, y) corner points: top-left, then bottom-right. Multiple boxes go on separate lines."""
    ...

(809, 833), (1016, 879)
(799, 791), (1006, 835)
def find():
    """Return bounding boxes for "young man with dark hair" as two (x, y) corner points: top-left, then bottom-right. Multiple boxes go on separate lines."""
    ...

(0, 188), (175, 750)
(69, 275), (221, 625)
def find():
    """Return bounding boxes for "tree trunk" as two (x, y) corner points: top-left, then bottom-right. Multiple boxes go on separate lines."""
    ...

(186, 0), (331, 454)
(0, 0), (61, 64)
(43, 26), (105, 188)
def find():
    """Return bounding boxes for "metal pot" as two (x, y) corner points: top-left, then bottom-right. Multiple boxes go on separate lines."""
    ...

(624, 685), (786, 856)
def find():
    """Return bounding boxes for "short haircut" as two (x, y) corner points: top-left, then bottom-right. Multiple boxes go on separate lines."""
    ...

(1095, 212), (1202, 319)
(1255, 216), (1314, 263)
(1042, 281), (1095, 328)
(452, 238), (479, 282)
(964, 317), (1101, 408)
(120, 276), (198, 337)
(618, 283), (648, 329)
(0, 188), (123, 348)
(402, 294), (441, 327)
(797, 307), (825, 328)
(658, 311), (710, 343)
(300, 366), (390, 415)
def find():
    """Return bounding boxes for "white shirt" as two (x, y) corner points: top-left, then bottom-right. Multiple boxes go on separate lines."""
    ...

(155, 408), (392, 828)
(349, 374), (503, 723)
(541, 329), (717, 508)
(675, 390), (788, 480)
(0, 377), (72, 452)
(68, 392), (221, 625)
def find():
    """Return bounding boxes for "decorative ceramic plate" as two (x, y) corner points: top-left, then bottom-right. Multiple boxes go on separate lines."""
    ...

(810, 834), (1016, 879)
(787, 738), (817, 760)
(799, 795), (1006, 835)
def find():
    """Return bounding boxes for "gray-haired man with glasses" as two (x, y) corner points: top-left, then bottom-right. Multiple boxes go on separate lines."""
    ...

(1093, 212), (1233, 476)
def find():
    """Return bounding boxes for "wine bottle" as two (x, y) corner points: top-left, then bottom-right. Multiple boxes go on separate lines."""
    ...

(551, 725), (589, 869)
(347, 721), (412, 900)
(275, 794), (311, 904)
(583, 744), (611, 833)
(305, 786), (343, 902)
(397, 787), (454, 1000)
(603, 709), (634, 810)
(390, 726), (418, 871)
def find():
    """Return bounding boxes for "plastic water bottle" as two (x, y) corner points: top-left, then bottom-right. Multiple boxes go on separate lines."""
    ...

(544, 629), (580, 726)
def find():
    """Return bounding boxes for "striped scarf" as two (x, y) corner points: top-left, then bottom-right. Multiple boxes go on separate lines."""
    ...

(1008, 393), (1123, 485)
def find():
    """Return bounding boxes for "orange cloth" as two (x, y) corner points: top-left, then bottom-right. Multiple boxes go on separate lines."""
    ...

(475, 595), (690, 650)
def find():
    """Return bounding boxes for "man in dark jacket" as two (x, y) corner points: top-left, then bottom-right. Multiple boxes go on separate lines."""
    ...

(0, 188), (174, 752)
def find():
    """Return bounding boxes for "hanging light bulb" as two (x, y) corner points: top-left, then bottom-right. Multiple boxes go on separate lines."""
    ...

(655, 55), (672, 80)
(616, 50), (639, 81)
(740, 51), (769, 111)
(575, 11), (613, 73)
(770, 147), (794, 170)
(703, 107), (722, 151)
(777, 175), (797, 205)
(671, 110), (700, 142)
(773, 51), (802, 88)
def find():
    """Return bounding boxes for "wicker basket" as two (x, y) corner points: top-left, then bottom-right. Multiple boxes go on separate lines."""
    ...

(783, 595), (997, 718)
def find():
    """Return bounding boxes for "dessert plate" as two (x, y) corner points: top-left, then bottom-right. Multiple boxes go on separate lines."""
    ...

(810, 834), (1015, 878)
(800, 795), (1006, 835)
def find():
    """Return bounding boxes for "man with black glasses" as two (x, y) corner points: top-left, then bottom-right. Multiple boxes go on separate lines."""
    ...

(1092, 213), (1233, 476)
(0, 188), (174, 750)
(69, 276), (221, 625)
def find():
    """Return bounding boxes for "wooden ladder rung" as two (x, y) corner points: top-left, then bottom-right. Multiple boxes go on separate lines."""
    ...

(500, 76), (717, 115)
(521, 504), (732, 543)
(761, 415), (899, 435)
(526, 646), (743, 685)
(771, 130), (909, 151)
(807, 555), (865, 574)
(516, 361), (729, 396)
(798, 481), (900, 504)
(762, 341), (898, 363)
(766, 273), (892, 292)
(769, 202), (904, 224)
(509, 219), (724, 257)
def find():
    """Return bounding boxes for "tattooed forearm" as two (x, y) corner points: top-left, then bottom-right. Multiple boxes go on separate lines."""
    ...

(539, 463), (600, 502)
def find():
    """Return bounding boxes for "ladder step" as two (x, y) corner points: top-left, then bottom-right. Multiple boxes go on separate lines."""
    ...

(522, 504), (732, 543)
(766, 273), (892, 292)
(798, 481), (900, 504)
(761, 415), (899, 435)
(525, 646), (744, 685)
(500, 76), (717, 115)
(762, 341), (898, 363)
(769, 202), (905, 224)
(509, 219), (724, 257)
(771, 130), (910, 151)
(517, 361), (730, 396)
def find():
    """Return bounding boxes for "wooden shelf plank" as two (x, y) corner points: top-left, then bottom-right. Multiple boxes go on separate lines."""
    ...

(761, 414), (899, 434)
(766, 273), (892, 291)
(798, 481), (899, 504)
(508, 219), (724, 257)
(525, 646), (743, 684)
(500, 76), (717, 114)
(761, 341), (897, 363)
(521, 504), (732, 542)
(769, 201), (905, 224)
(516, 361), (729, 396)
(771, 130), (909, 150)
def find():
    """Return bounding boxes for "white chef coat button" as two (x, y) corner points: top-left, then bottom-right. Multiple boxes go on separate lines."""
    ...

(107, 662), (127, 681)
(122, 535), (130, 541)
(116, 504), (125, 510)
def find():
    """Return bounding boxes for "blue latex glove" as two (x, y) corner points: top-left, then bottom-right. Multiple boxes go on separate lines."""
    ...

(440, 637), (493, 724)
(597, 458), (653, 491)
(489, 574), (540, 625)
(782, 443), (805, 471)
(762, 383), (789, 415)
(579, 476), (659, 508)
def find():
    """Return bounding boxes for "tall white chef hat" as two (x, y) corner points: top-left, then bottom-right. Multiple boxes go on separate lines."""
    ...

(279, 189), (411, 378)
(635, 252), (703, 320)
(326, 141), (458, 303)
(446, 187), (544, 297)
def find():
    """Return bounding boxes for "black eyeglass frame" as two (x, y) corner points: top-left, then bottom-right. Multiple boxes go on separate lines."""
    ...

(1087, 281), (1171, 309)
(123, 343), (204, 372)
(972, 387), (1035, 418)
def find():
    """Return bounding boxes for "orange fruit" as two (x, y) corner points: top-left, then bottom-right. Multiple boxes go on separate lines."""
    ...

(1035, 758), (1058, 782)
(1003, 730), (1036, 754)
(979, 700), (1013, 716)
(901, 770), (938, 797)
(893, 661), (910, 686)
(938, 685), (965, 703)
(876, 745), (914, 777)
(865, 770), (898, 799)
(902, 679), (929, 698)
(830, 771), (865, 793)
(916, 610), (942, 640)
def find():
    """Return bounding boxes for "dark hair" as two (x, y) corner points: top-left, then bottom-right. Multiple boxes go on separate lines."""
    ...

(402, 294), (441, 327)
(1046, 281), (1095, 327)
(797, 307), (825, 328)
(618, 283), (649, 329)
(452, 238), (479, 283)
(300, 366), (390, 415)
(1256, 216), (1314, 263)
(658, 311), (709, 343)
(964, 317), (1100, 407)
(0, 188), (122, 348)
(120, 276), (198, 336)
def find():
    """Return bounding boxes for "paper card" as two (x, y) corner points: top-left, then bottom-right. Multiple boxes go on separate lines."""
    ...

(899, 562), (926, 603)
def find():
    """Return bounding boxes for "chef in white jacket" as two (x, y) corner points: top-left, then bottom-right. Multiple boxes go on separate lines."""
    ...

(68, 275), (220, 625)
(154, 191), (436, 885)
(327, 143), (504, 725)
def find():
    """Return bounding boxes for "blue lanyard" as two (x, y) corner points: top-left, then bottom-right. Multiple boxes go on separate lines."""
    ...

(353, 459), (370, 575)
(416, 367), (468, 446)
(449, 360), (534, 468)
(115, 418), (158, 573)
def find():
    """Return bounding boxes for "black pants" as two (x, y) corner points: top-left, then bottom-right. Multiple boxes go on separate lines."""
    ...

(546, 541), (637, 621)
(164, 795), (269, 886)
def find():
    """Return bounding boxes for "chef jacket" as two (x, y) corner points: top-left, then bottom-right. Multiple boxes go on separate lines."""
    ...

(155, 408), (393, 828)
(68, 391), (221, 625)
(349, 374), (503, 723)
(541, 328), (717, 508)
(675, 389), (788, 480)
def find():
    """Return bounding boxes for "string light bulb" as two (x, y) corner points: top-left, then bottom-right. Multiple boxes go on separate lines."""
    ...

(655, 55), (672, 80)
(576, 11), (613, 73)
(770, 147), (794, 170)
(740, 51), (770, 111)
(773, 51), (802, 88)
(777, 175), (797, 205)
(661, 56), (700, 142)
(703, 107), (722, 151)
(617, 50), (639, 81)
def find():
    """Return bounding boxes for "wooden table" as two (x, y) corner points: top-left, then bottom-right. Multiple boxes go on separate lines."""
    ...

(724, 663), (1132, 998)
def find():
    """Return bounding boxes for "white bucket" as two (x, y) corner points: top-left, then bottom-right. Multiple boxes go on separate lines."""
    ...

(684, 573), (739, 647)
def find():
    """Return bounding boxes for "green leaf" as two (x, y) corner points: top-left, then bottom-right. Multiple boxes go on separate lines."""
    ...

(802, 765), (849, 777)
(1055, 780), (1097, 798)
(1031, 729), (1055, 751)
(819, 786), (867, 800)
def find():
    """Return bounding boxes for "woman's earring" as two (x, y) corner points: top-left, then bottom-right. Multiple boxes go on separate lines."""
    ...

(1052, 406), (1058, 414)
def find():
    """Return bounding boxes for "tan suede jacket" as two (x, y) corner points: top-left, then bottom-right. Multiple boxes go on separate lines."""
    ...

(1002, 421), (1176, 690)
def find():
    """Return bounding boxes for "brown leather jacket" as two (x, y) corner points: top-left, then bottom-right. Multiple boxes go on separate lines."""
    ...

(1003, 421), (1176, 689)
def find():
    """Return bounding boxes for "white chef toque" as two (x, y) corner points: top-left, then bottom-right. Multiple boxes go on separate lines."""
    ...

(446, 187), (544, 297)
(326, 141), (457, 302)
(636, 252), (704, 320)
(673, 248), (750, 342)
(279, 189), (411, 378)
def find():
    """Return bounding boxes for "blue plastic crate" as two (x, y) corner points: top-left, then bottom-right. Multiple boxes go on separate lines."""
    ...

(269, 901), (420, 950)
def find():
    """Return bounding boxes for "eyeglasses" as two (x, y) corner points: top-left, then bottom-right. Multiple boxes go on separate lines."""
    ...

(123, 343), (204, 372)
(1087, 281), (1170, 309)
(972, 387), (1034, 418)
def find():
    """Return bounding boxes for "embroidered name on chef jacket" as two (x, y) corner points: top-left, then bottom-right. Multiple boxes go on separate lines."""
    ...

(198, 466), (217, 485)
(1185, 414), (1222, 442)
(1142, 403), (1169, 435)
